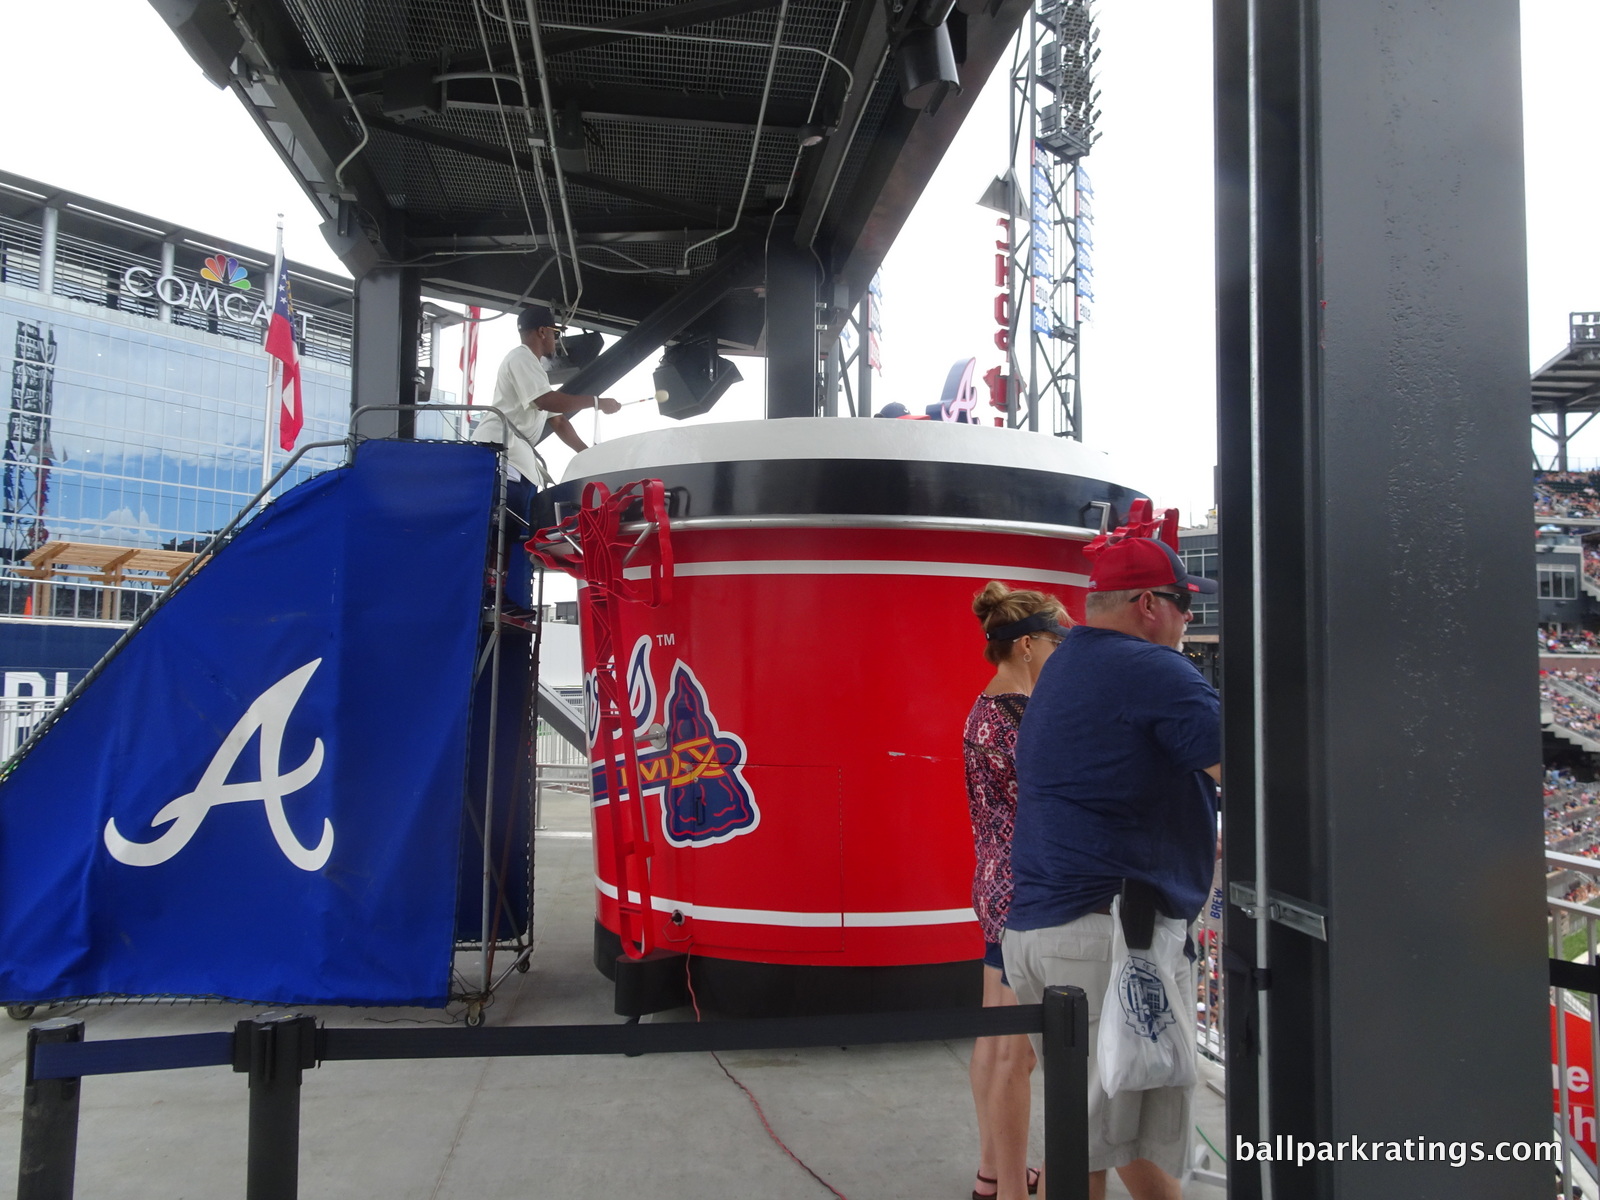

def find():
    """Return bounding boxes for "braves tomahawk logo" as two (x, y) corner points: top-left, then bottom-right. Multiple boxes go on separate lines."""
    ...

(589, 642), (758, 847)
(103, 659), (333, 871)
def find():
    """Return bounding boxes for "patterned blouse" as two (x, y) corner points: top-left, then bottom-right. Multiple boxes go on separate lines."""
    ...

(963, 692), (1029, 943)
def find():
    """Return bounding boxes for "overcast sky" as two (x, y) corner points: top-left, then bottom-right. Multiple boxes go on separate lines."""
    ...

(2, 1), (1597, 522)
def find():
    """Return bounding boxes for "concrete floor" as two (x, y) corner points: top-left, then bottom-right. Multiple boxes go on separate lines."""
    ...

(0, 791), (1228, 1199)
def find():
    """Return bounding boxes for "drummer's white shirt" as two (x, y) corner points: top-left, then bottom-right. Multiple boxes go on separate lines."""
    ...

(471, 343), (552, 482)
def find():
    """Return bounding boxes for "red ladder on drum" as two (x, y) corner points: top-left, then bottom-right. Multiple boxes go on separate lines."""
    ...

(529, 479), (672, 959)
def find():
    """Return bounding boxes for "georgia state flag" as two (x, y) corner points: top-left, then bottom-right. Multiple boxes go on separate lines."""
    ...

(265, 270), (304, 450)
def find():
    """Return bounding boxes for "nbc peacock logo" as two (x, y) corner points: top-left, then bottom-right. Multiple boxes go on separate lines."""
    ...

(200, 255), (252, 291)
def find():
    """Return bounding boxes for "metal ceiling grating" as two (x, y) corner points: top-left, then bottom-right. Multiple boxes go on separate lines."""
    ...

(196, 0), (1036, 335)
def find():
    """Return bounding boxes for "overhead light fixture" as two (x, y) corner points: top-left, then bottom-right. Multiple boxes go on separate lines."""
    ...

(553, 100), (588, 174)
(797, 124), (826, 148)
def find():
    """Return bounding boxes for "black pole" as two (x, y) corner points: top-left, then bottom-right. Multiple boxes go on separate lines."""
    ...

(18, 1018), (83, 1200)
(234, 1013), (318, 1200)
(1041, 984), (1089, 1200)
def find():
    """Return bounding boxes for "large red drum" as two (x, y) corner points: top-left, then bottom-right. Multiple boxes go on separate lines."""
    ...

(540, 418), (1147, 1015)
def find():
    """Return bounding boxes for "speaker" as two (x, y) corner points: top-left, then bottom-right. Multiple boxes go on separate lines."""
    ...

(897, 22), (958, 110)
(546, 331), (604, 385)
(653, 342), (743, 421)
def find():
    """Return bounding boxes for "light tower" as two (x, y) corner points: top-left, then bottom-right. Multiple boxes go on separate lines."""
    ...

(2, 319), (58, 565)
(985, 0), (1099, 439)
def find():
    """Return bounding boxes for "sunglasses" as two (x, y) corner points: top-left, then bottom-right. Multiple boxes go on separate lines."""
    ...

(1140, 589), (1193, 614)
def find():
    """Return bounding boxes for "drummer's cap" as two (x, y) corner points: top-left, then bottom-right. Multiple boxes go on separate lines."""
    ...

(1086, 537), (1218, 594)
(517, 304), (557, 332)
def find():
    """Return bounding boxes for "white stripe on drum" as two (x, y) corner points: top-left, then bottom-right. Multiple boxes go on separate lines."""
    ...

(617, 560), (1089, 587)
(594, 877), (977, 928)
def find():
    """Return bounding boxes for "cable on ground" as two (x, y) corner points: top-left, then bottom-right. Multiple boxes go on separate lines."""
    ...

(685, 952), (850, 1200)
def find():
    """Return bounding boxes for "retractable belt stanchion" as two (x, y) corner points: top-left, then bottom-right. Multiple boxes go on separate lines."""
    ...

(234, 1014), (318, 1200)
(1042, 985), (1091, 1200)
(18, 998), (1090, 1194)
(18, 1018), (83, 1200)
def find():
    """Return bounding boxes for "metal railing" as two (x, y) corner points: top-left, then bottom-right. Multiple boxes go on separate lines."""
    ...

(0, 572), (156, 624)
(0, 695), (60, 760)
(1549, 849), (1600, 1198)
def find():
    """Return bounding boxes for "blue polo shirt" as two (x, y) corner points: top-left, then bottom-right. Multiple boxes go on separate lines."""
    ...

(1007, 625), (1220, 930)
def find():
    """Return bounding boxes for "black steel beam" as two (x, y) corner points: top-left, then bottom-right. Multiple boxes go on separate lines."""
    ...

(1215, 0), (1548, 1196)
(541, 0), (782, 56)
(342, 0), (784, 95)
(562, 172), (724, 230)
(419, 254), (673, 326)
(547, 83), (811, 134)
(381, 76), (811, 133)
(361, 114), (727, 229)
(406, 216), (718, 243)
(560, 246), (760, 395)
(215, 0), (403, 263)
(817, 0), (1031, 306)
(149, 0), (244, 87)
(790, 0), (892, 252)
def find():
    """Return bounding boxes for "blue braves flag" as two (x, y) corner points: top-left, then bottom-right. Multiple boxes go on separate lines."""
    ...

(0, 441), (497, 1005)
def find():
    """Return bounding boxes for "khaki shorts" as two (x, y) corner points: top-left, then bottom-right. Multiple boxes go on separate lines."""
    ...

(1002, 914), (1195, 1179)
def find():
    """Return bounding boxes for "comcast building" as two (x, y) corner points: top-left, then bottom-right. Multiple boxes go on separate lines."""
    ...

(0, 170), (357, 736)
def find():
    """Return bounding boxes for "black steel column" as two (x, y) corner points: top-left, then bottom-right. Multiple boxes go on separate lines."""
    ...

(1215, 1), (1548, 1197)
(766, 241), (819, 419)
(17, 1019), (82, 1200)
(351, 266), (420, 439)
(857, 293), (874, 418)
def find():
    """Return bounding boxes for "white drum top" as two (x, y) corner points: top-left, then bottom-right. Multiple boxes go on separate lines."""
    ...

(564, 417), (1140, 491)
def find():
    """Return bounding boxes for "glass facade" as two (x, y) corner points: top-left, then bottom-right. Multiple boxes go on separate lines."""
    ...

(1, 286), (350, 553)
(1, 282), (349, 560)
(1179, 543), (1220, 626)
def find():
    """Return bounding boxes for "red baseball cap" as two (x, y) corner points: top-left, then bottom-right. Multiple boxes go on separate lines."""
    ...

(1086, 537), (1219, 594)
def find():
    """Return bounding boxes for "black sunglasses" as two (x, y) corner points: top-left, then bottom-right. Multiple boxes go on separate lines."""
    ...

(1143, 589), (1192, 614)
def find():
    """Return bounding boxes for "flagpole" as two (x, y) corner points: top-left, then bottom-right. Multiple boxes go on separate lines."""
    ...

(261, 214), (284, 491)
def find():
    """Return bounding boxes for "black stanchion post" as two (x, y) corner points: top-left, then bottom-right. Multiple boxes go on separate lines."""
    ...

(234, 1013), (319, 1200)
(18, 1018), (84, 1200)
(1042, 985), (1090, 1200)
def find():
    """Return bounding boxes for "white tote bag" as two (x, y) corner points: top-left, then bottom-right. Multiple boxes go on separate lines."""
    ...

(1096, 897), (1198, 1098)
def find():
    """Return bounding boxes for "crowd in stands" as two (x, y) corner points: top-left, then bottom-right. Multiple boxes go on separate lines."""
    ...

(1567, 880), (1600, 904)
(1543, 679), (1600, 741)
(1536, 471), (1600, 519)
(1546, 770), (1600, 895)
(1541, 627), (1600, 654)
(1536, 477), (1600, 899)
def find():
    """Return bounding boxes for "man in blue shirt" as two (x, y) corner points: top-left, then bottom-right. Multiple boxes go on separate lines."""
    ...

(1003, 536), (1220, 1200)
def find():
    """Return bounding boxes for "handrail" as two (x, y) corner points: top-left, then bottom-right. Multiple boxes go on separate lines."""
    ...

(1550, 849), (1600, 874)
(348, 403), (551, 484)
